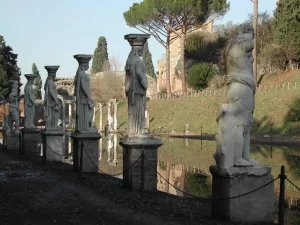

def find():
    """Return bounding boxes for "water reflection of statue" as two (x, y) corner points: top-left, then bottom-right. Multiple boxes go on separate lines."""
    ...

(107, 133), (113, 162)
(73, 54), (96, 132)
(7, 80), (20, 133)
(44, 66), (61, 129)
(124, 34), (150, 137)
(214, 25), (260, 169)
(24, 74), (37, 129)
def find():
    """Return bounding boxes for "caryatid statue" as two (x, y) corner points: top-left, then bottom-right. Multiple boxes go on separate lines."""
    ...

(24, 74), (37, 129)
(124, 33), (150, 137)
(214, 25), (260, 169)
(44, 66), (61, 129)
(7, 80), (20, 133)
(73, 54), (96, 132)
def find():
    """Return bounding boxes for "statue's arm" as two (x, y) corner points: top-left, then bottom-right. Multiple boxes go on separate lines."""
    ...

(80, 75), (92, 101)
(135, 62), (148, 90)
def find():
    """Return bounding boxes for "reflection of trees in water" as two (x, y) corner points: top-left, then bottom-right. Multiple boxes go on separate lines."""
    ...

(157, 160), (212, 198)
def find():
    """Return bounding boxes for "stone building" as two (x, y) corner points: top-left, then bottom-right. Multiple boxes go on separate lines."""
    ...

(156, 21), (214, 93)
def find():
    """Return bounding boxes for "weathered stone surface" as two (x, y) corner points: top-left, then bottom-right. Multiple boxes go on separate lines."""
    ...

(124, 33), (150, 137)
(70, 132), (101, 173)
(214, 25), (259, 168)
(210, 165), (274, 223)
(120, 136), (163, 191)
(5, 132), (20, 153)
(21, 128), (42, 155)
(24, 74), (37, 129)
(42, 129), (64, 162)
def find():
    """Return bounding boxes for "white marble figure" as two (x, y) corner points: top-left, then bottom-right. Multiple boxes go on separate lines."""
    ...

(24, 74), (37, 129)
(44, 66), (61, 130)
(73, 54), (96, 132)
(124, 34), (150, 137)
(7, 80), (20, 133)
(214, 25), (260, 169)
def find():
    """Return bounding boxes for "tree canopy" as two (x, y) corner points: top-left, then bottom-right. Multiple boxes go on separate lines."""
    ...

(32, 63), (42, 100)
(273, 0), (300, 60)
(91, 36), (110, 74)
(0, 35), (21, 98)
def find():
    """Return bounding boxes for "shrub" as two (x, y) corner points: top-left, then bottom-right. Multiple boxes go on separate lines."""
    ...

(186, 63), (216, 90)
(285, 97), (300, 122)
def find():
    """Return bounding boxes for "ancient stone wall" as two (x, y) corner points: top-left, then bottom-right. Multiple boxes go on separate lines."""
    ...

(157, 21), (214, 93)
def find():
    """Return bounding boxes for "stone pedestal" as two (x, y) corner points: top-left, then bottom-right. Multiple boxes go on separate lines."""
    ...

(5, 132), (20, 153)
(120, 136), (163, 191)
(210, 165), (274, 223)
(70, 132), (101, 173)
(42, 129), (64, 162)
(21, 128), (42, 155)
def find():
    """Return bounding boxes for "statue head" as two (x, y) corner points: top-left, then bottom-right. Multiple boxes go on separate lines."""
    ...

(124, 33), (150, 57)
(74, 54), (93, 72)
(24, 74), (36, 85)
(45, 66), (60, 80)
(235, 24), (254, 40)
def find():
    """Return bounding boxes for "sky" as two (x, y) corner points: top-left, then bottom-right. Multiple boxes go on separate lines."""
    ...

(0, 0), (278, 89)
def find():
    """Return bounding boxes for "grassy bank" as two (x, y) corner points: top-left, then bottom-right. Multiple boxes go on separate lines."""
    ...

(97, 70), (300, 136)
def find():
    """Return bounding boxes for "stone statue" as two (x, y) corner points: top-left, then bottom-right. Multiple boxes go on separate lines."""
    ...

(73, 54), (96, 132)
(44, 66), (61, 129)
(7, 80), (20, 133)
(24, 74), (37, 129)
(214, 25), (260, 169)
(124, 34), (150, 137)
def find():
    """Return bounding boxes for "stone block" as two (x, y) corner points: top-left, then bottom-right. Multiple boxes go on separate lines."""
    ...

(120, 136), (163, 191)
(21, 128), (42, 156)
(5, 132), (20, 154)
(70, 132), (101, 173)
(42, 129), (64, 162)
(210, 165), (274, 223)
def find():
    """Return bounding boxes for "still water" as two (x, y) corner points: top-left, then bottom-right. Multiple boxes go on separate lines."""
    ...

(68, 133), (300, 204)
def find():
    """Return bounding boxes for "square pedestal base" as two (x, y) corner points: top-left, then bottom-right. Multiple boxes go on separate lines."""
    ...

(70, 132), (101, 173)
(120, 136), (163, 191)
(210, 165), (274, 223)
(21, 128), (42, 156)
(5, 132), (20, 153)
(42, 130), (64, 162)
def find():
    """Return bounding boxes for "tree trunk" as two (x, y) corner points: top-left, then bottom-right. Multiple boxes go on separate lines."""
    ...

(253, 0), (258, 83)
(165, 44), (171, 97)
(180, 32), (187, 94)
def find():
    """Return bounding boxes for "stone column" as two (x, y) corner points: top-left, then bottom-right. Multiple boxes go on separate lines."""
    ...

(120, 33), (163, 192)
(98, 103), (102, 132)
(113, 134), (118, 163)
(93, 106), (96, 126)
(71, 54), (101, 173)
(68, 103), (72, 128)
(113, 102), (118, 131)
(21, 74), (42, 156)
(42, 66), (64, 162)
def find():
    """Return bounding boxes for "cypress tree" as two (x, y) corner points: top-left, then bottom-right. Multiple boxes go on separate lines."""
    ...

(32, 63), (42, 99)
(0, 35), (21, 98)
(273, 0), (300, 58)
(91, 36), (110, 74)
(142, 41), (156, 79)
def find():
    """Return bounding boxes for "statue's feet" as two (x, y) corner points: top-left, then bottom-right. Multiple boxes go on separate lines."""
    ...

(234, 158), (253, 167)
(246, 158), (261, 166)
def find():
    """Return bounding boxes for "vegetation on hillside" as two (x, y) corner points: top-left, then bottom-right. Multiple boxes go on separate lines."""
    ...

(109, 71), (300, 136)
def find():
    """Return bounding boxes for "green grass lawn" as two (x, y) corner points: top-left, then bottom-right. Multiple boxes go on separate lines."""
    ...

(96, 70), (300, 136)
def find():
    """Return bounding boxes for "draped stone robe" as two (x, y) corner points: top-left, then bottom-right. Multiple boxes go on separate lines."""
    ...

(125, 54), (148, 136)
(24, 83), (36, 128)
(44, 78), (60, 129)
